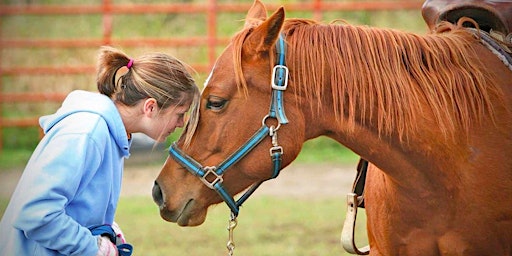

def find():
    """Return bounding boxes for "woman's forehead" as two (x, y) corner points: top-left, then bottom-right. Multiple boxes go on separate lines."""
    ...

(165, 103), (190, 113)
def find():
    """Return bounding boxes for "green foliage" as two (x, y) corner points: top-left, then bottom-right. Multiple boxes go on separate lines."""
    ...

(297, 137), (359, 164)
(2, 127), (39, 149)
(0, 127), (38, 169)
(0, 149), (33, 170)
(0, 198), (9, 215)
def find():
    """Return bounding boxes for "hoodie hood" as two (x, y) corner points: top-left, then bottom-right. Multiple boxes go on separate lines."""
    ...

(39, 90), (130, 156)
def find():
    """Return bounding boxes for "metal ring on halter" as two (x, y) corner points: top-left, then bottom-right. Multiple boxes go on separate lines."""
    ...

(261, 115), (281, 131)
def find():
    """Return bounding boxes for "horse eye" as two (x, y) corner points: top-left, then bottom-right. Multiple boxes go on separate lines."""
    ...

(206, 96), (228, 111)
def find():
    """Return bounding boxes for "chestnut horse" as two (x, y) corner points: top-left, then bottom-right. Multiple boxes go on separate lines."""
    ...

(152, 0), (512, 254)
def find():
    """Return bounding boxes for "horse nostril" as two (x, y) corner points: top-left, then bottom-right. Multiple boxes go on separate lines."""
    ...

(152, 181), (164, 206)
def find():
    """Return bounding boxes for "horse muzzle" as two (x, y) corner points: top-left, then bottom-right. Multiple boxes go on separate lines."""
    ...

(152, 181), (207, 226)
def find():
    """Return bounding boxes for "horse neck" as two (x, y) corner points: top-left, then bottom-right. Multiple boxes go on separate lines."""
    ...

(283, 23), (494, 185)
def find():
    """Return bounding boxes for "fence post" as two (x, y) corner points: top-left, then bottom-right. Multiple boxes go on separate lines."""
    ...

(207, 0), (217, 70)
(102, 0), (113, 46)
(313, 0), (323, 21)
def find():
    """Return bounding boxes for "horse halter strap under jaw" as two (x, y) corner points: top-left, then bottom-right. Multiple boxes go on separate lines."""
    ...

(168, 34), (289, 217)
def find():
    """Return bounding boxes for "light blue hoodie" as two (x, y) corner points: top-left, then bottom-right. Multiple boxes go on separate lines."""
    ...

(0, 90), (131, 256)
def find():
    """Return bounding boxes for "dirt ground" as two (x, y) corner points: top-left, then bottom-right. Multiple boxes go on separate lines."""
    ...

(0, 161), (358, 201)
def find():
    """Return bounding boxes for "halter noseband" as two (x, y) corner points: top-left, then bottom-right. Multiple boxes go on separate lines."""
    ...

(168, 35), (289, 217)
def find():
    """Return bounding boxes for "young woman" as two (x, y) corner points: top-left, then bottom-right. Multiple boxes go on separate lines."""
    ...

(0, 46), (200, 256)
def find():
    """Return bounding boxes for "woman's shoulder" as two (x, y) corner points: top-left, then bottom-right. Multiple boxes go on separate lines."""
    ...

(41, 90), (122, 137)
(47, 112), (111, 143)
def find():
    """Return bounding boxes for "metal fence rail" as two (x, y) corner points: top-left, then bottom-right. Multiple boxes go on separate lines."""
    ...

(0, 0), (424, 150)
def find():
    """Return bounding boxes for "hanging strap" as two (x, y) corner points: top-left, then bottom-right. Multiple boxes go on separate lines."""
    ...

(352, 158), (368, 208)
(341, 193), (370, 255)
(341, 158), (370, 255)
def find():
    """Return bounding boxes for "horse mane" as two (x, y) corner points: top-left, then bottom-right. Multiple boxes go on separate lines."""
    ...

(231, 18), (501, 142)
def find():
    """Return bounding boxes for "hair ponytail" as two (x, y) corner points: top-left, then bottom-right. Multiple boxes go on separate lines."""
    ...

(96, 46), (131, 97)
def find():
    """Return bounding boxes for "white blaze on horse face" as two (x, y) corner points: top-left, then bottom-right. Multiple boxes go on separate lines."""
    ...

(203, 63), (217, 90)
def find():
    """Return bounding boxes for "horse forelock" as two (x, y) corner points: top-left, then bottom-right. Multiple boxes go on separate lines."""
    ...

(181, 28), (253, 148)
(232, 27), (256, 98)
(281, 19), (500, 142)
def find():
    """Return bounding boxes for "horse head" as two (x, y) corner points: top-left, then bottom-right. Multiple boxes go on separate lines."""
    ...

(152, 1), (305, 226)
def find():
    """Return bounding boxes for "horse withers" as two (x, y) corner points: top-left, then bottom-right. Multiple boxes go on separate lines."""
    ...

(152, 0), (512, 255)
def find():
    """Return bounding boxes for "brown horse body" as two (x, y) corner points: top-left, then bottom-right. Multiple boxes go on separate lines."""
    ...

(153, 1), (512, 254)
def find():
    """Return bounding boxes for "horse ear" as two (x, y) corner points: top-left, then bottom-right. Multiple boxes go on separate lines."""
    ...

(244, 0), (268, 28)
(243, 7), (285, 54)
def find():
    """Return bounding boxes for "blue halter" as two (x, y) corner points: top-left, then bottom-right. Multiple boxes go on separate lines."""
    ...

(168, 35), (289, 217)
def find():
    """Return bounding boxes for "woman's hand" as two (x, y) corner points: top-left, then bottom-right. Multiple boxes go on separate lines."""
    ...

(112, 221), (126, 245)
(96, 236), (118, 256)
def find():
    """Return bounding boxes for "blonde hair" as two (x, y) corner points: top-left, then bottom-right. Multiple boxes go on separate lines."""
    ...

(96, 46), (199, 111)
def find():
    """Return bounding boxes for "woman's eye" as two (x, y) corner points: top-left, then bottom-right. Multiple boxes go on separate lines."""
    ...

(206, 96), (227, 111)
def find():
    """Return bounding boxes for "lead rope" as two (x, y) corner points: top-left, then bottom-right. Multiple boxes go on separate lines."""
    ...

(225, 125), (282, 256)
(226, 214), (238, 256)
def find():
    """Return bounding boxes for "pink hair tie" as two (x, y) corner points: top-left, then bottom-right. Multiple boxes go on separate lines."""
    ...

(127, 59), (134, 69)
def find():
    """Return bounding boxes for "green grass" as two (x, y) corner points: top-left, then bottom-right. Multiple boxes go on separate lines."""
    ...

(115, 196), (368, 256)
(0, 181), (368, 255)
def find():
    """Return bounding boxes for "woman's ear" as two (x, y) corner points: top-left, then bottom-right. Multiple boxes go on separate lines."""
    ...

(143, 98), (158, 117)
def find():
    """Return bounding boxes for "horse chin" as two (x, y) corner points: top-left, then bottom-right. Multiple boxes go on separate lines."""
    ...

(159, 199), (207, 227)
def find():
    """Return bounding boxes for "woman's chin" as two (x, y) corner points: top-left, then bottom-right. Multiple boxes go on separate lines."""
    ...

(155, 134), (169, 143)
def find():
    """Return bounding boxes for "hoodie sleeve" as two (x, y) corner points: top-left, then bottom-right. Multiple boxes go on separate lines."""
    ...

(12, 133), (103, 256)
